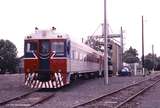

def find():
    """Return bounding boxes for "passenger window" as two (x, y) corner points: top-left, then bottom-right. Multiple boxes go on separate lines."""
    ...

(67, 41), (70, 55)
(75, 51), (79, 60)
(71, 50), (75, 59)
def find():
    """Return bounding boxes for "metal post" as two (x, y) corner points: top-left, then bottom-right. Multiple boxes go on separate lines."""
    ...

(142, 16), (145, 76)
(134, 63), (137, 76)
(120, 26), (123, 69)
(81, 38), (83, 43)
(117, 45), (119, 75)
(104, 0), (108, 84)
(152, 44), (154, 73)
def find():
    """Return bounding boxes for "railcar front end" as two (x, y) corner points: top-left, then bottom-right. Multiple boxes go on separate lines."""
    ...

(24, 29), (70, 88)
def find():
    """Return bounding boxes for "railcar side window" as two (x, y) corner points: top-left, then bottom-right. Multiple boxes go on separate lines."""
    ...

(67, 41), (70, 55)
(51, 42), (65, 56)
(75, 51), (79, 60)
(26, 42), (37, 52)
(71, 50), (75, 59)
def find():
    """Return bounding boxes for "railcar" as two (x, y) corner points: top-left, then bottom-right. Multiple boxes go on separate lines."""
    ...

(24, 27), (104, 88)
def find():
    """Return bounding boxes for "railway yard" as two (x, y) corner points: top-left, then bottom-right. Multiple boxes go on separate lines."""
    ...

(0, 73), (160, 108)
(0, 0), (159, 108)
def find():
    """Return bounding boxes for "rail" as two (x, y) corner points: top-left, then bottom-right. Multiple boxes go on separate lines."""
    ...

(0, 89), (55, 107)
(72, 73), (160, 108)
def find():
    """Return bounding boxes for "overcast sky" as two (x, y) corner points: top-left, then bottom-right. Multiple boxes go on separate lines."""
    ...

(0, 0), (159, 57)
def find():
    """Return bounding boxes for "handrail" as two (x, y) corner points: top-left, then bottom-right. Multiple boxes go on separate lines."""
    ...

(50, 51), (56, 59)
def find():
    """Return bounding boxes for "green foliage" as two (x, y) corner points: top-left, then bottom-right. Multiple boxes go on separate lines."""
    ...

(123, 46), (139, 63)
(156, 57), (160, 70)
(144, 59), (153, 71)
(144, 53), (158, 71)
(0, 39), (18, 74)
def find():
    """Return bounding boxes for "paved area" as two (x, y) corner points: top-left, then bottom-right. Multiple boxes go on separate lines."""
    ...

(0, 72), (159, 108)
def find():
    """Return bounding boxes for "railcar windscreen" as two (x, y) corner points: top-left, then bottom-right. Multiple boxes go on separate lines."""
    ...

(40, 41), (50, 54)
(24, 41), (37, 58)
(51, 42), (65, 56)
(25, 42), (37, 52)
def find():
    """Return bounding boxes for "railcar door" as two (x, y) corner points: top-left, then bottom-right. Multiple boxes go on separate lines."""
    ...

(38, 40), (50, 81)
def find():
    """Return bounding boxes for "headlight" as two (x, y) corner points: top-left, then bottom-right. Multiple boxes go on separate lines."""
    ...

(26, 68), (30, 73)
(58, 69), (62, 73)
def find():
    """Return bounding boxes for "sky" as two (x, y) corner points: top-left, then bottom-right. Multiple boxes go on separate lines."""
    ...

(0, 0), (159, 57)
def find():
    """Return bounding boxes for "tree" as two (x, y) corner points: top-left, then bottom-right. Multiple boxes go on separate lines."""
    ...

(144, 53), (159, 71)
(0, 39), (18, 74)
(144, 59), (153, 71)
(155, 56), (160, 70)
(143, 53), (153, 71)
(123, 46), (139, 64)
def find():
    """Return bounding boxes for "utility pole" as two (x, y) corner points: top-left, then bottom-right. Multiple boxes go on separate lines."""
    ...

(142, 16), (145, 76)
(104, 0), (108, 84)
(116, 45), (119, 75)
(120, 26), (123, 69)
(152, 44), (154, 73)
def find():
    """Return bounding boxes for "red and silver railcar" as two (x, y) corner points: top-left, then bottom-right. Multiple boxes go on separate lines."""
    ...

(24, 28), (104, 88)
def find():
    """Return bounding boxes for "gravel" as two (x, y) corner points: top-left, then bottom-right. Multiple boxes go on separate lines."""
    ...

(0, 74), (34, 103)
(34, 73), (159, 108)
(0, 73), (159, 108)
(126, 78), (160, 108)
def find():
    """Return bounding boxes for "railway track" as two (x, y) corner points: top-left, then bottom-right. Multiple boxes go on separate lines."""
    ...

(73, 74), (160, 108)
(0, 89), (55, 107)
